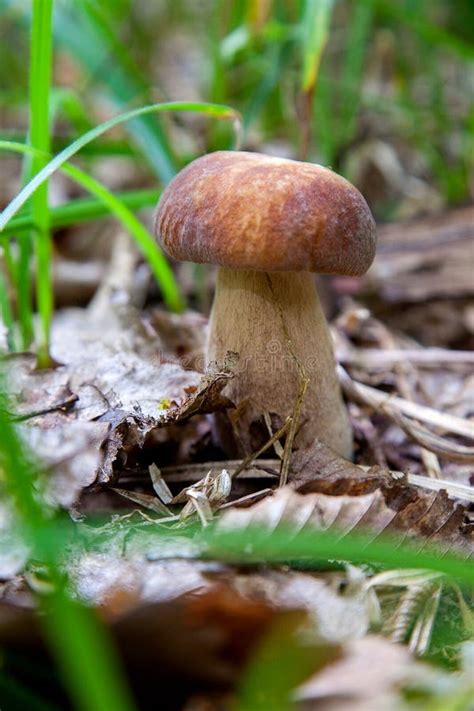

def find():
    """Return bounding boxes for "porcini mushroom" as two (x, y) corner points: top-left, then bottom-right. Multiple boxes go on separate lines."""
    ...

(154, 151), (376, 459)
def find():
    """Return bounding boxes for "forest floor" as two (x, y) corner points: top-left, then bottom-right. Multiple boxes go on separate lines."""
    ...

(1, 205), (473, 710)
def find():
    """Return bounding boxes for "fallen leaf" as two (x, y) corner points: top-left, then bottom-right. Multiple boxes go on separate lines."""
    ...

(219, 485), (472, 558)
(20, 421), (108, 507)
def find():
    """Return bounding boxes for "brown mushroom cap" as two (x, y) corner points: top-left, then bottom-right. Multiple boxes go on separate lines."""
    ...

(154, 151), (376, 276)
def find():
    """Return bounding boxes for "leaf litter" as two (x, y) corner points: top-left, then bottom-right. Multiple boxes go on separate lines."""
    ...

(1, 211), (474, 708)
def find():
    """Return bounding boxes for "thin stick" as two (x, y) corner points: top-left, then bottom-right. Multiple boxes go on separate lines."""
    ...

(382, 328), (441, 478)
(338, 348), (474, 368)
(357, 465), (474, 503)
(231, 417), (293, 479)
(279, 378), (310, 488)
(338, 365), (474, 440)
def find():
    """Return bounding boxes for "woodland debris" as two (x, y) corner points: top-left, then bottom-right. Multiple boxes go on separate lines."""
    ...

(338, 365), (474, 440)
(219, 484), (472, 558)
(361, 206), (474, 303)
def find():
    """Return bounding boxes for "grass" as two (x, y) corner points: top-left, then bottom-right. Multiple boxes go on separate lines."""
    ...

(1, 187), (159, 236)
(0, 101), (241, 230)
(28, 0), (54, 367)
(0, 100), (241, 323)
(54, 0), (178, 182)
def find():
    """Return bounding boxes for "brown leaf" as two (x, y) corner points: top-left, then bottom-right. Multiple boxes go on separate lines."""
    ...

(158, 371), (234, 426)
(290, 438), (390, 493)
(289, 439), (472, 554)
(3, 353), (77, 425)
(219, 485), (472, 557)
(2, 307), (235, 509)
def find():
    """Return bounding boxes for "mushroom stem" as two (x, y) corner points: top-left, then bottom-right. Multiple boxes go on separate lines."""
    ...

(207, 268), (352, 458)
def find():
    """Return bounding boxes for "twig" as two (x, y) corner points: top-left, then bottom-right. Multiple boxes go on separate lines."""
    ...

(10, 394), (78, 421)
(231, 418), (293, 480)
(279, 378), (309, 488)
(338, 347), (474, 369)
(338, 365), (474, 440)
(381, 328), (441, 478)
(357, 465), (474, 502)
(219, 488), (273, 510)
(406, 473), (474, 503)
(384, 408), (474, 463)
(263, 410), (284, 459)
(118, 461), (280, 486)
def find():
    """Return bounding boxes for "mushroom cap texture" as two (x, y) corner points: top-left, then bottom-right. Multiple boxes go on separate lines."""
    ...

(154, 151), (376, 275)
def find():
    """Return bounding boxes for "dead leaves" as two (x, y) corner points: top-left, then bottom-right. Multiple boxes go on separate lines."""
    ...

(209, 439), (474, 557)
(21, 421), (108, 508)
(2, 307), (235, 507)
(0, 566), (463, 711)
(157, 370), (234, 425)
(220, 485), (472, 559)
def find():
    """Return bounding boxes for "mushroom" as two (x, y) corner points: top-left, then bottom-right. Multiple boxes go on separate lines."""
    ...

(154, 151), (376, 459)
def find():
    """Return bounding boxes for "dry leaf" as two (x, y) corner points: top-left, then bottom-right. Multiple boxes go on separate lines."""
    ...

(295, 635), (420, 710)
(219, 485), (472, 558)
(20, 421), (108, 507)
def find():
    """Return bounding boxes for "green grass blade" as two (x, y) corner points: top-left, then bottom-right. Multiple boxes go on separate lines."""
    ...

(299, 0), (334, 158)
(2, 188), (159, 236)
(376, 1), (474, 61)
(0, 262), (16, 350)
(0, 101), (241, 231)
(63, 164), (182, 310)
(28, 0), (54, 366)
(202, 524), (473, 584)
(243, 42), (287, 131)
(0, 141), (182, 311)
(338, 0), (374, 147)
(41, 595), (136, 711)
(300, 0), (334, 93)
(236, 616), (321, 711)
(312, 63), (335, 165)
(53, 0), (178, 182)
(15, 233), (34, 351)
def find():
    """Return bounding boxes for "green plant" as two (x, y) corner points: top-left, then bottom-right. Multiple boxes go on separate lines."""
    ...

(0, 101), (241, 351)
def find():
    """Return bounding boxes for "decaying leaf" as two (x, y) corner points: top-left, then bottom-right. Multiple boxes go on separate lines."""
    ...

(228, 568), (374, 644)
(2, 306), (237, 508)
(20, 421), (108, 507)
(2, 353), (77, 425)
(219, 484), (472, 558)
(157, 370), (234, 425)
(290, 437), (389, 490)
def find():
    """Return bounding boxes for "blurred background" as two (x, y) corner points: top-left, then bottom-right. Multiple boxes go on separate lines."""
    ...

(1, 0), (473, 337)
